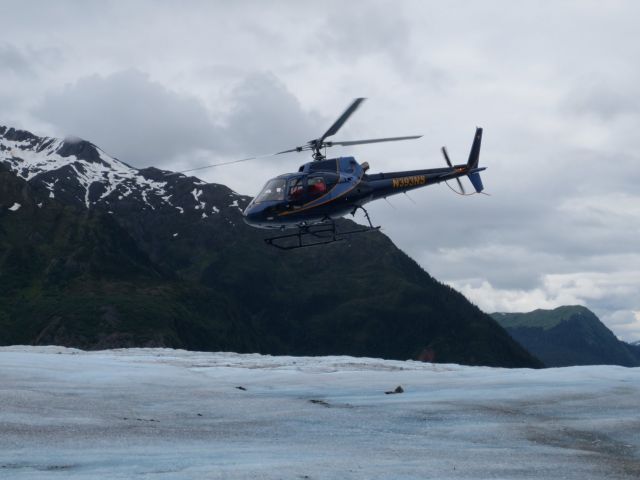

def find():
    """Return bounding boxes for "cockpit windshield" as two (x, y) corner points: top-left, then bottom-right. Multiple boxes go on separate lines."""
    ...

(255, 178), (287, 203)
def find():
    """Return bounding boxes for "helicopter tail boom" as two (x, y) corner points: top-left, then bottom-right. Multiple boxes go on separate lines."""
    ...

(366, 127), (485, 198)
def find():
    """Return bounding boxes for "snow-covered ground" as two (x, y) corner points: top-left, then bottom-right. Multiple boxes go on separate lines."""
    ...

(0, 347), (638, 479)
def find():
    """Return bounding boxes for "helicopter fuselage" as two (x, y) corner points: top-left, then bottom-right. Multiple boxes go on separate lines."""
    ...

(172, 95), (486, 249)
(242, 153), (485, 230)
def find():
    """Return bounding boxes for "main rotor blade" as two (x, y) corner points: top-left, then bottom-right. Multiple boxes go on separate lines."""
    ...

(275, 145), (311, 155)
(167, 151), (286, 175)
(319, 97), (366, 143)
(328, 135), (422, 147)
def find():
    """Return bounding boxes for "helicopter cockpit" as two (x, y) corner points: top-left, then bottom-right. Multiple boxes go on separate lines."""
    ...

(254, 178), (287, 203)
(253, 173), (338, 205)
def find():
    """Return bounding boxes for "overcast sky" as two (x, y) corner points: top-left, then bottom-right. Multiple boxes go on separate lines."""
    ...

(2, 0), (639, 341)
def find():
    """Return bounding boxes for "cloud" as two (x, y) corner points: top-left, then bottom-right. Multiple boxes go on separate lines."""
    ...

(176, 72), (328, 194)
(0, 43), (65, 81)
(35, 70), (217, 166)
(564, 78), (640, 120)
(450, 279), (570, 314)
(0, 44), (36, 77)
(315, 3), (410, 61)
(34, 70), (324, 170)
(450, 270), (640, 341)
(221, 72), (323, 154)
(601, 310), (640, 342)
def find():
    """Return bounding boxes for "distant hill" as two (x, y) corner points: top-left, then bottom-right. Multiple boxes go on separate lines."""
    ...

(0, 125), (541, 368)
(492, 306), (640, 367)
(628, 341), (640, 359)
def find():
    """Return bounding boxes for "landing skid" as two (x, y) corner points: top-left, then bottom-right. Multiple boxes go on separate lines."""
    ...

(265, 207), (380, 250)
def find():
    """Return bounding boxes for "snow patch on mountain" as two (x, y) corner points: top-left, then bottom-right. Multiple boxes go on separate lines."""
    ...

(191, 188), (202, 202)
(1, 125), (254, 220)
(191, 188), (207, 210)
(1, 126), (168, 208)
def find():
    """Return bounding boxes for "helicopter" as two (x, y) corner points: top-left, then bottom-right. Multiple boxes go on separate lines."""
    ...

(181, 98), (486, 250)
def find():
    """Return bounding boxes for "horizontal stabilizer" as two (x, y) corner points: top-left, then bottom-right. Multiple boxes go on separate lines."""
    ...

(468, 171), (484, 193)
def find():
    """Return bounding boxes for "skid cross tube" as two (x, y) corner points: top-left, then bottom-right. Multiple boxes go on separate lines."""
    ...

(264, 219), (380, 251)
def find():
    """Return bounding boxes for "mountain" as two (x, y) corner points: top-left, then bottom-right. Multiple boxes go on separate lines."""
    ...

(492, 306), (640, 367)
(629, 340), (640, 359)
(0, 125), (541, 367)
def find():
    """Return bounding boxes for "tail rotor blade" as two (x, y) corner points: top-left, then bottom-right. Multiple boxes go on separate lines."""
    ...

(442, 146), (465, 194)
(441, 146), (453, 167)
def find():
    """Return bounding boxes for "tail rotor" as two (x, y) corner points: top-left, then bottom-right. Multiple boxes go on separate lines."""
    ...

(441, 146), (466, 195)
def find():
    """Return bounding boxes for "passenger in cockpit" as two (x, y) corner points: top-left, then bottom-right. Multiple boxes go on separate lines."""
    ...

(308, 177), (327, 195)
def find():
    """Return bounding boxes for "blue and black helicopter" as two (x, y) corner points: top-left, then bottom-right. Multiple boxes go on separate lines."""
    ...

(187, 98), (486, 250)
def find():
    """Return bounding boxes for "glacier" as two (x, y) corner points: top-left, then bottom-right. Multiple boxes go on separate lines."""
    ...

(0, 347), (638, 479)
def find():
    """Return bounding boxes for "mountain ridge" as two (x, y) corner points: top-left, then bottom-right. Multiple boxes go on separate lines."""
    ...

(0, 124), (541, 367)
(492, 306), (640, 367)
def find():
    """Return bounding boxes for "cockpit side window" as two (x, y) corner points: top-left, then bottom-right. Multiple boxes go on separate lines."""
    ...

(307, 176), (327, 198)
(288, 177), (305, 201)
(255, 178), (286, 203)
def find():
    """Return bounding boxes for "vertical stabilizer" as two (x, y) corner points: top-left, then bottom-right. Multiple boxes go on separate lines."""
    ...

(467, 128), (484, 192)
(467, 127), (483, 169)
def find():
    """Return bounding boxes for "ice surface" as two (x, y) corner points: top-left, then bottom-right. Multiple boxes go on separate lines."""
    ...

(0, 347), (638, 479)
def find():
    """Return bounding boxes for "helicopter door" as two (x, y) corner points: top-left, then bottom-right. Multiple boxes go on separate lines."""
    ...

(287, 176), (306, 207)
(307, 176), (328, 199)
